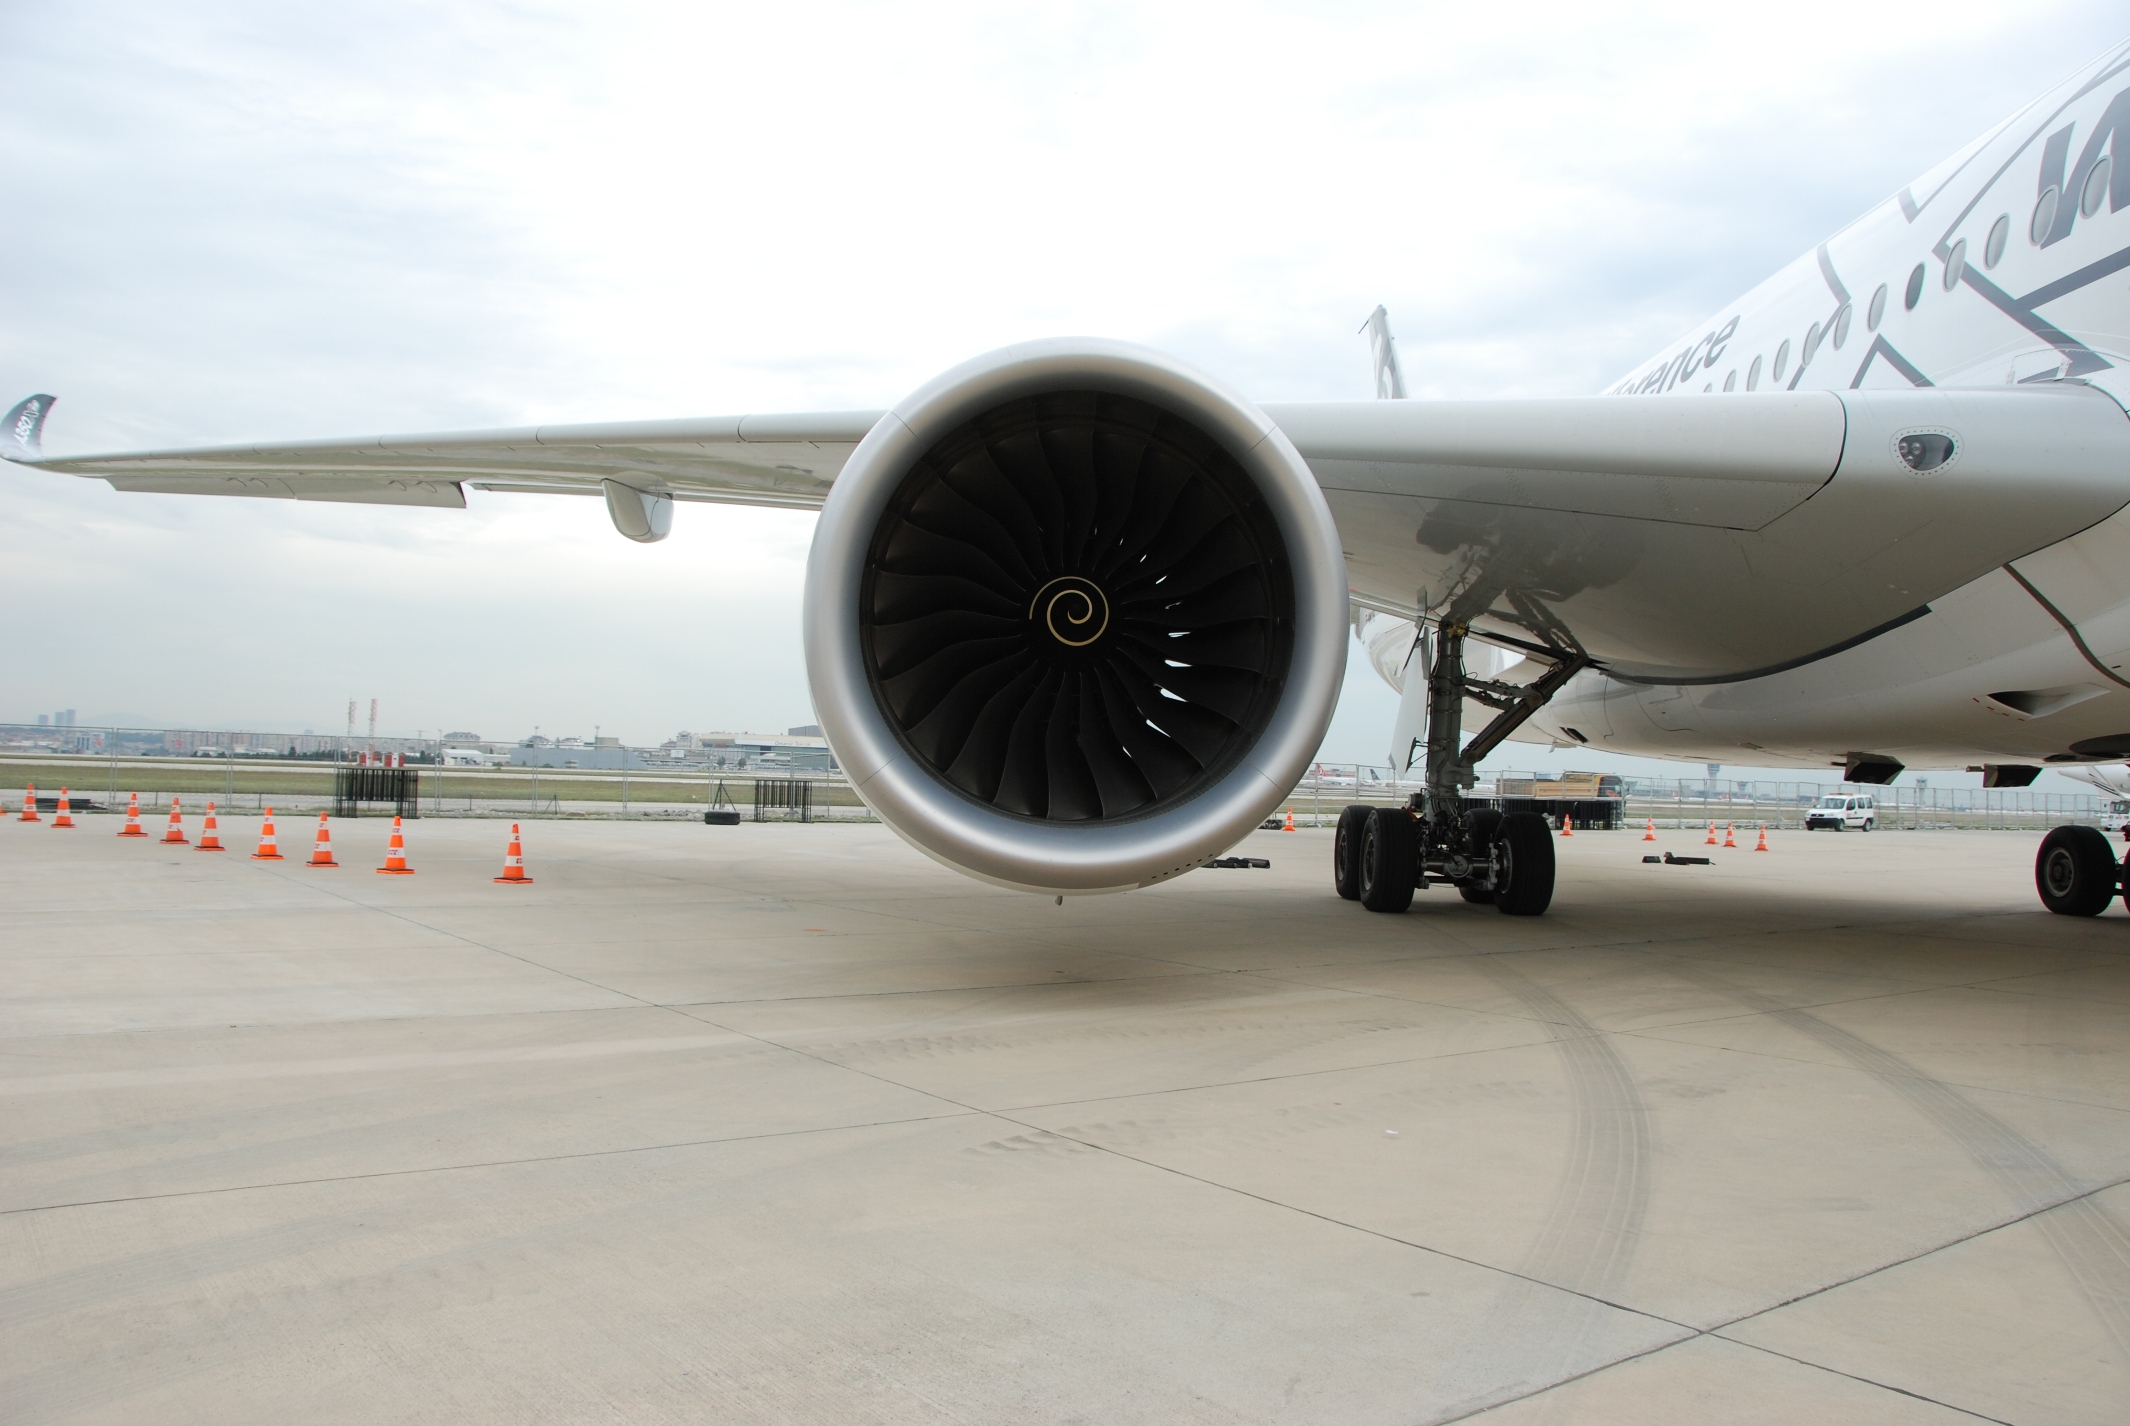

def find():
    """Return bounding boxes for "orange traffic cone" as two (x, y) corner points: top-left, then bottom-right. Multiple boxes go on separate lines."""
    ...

(18, 784), (40, 822)
(117, 791), (147, 837)
(196, 802), (225, 851)
(252, 807), (285, 860)
(160, 797), (188, 844)
(376, 816), (414, 875)
(1722, 822), (1737, 849)
(1704, 820), (1718, 846)
(1283, 808), (1296, 832)
(494, 823), (534, 884)
(1642, 818), (1656, 841)
(1559, 814), (1574, 837)
(306, 813), (338, 867)
(1754, 825), (1769, 852)
(52, 788), (75, 828)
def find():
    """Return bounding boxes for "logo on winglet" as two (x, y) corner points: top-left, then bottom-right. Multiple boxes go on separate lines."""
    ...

(4, 394), (53, 458)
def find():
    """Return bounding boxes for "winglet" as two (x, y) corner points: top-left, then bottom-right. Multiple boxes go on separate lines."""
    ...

(2, 394), (56, 463)
(1360, 307), (1406, 400)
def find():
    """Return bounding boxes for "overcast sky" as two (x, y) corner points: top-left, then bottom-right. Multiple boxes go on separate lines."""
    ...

(3, 1), (2123, 783)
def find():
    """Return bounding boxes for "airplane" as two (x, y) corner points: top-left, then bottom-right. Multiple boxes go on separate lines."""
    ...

(10, 37), (2130, 921)
(2061, 764), (2130, 803)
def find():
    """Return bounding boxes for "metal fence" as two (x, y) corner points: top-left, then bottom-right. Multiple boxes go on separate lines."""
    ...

(752, 779), (814, 823)
(1275, 766), (2121, 832)
(333, 766), (421, 819)
(5, 737), (2122, 831)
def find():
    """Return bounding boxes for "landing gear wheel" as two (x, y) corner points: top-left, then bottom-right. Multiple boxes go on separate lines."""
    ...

(1494, 812), (1556, 917)
(1460, 809), (1503, 903)
(2036, 825), (2117, 916)
(1359, 807), (1417, 913)
(1333, 804), (1371, 901)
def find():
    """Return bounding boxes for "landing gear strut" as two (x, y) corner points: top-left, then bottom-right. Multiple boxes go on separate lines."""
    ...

(1340, 619), (1588, 917)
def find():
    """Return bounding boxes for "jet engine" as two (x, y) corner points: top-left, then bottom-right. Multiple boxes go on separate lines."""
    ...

(804, 340), (1348, 894)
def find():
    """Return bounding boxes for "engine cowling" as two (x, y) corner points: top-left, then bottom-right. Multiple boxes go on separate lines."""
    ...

(804, 339), (1348, 894)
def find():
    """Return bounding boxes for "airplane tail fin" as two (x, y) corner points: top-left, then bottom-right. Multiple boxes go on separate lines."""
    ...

(3, 395), (55, 463)
(1360, 307), (1406, 400)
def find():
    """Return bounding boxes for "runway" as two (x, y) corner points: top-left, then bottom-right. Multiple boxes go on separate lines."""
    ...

(3, 815), (2127, 1424)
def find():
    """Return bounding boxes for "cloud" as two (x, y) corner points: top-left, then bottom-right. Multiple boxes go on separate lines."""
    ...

(1, 0), (2120, 771)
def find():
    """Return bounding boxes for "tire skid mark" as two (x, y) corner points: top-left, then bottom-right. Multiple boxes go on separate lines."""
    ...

(805, 1014), (1421, 1069)
(1431, 957), (1658, 1418)
(1662, 960), (2130, 1355)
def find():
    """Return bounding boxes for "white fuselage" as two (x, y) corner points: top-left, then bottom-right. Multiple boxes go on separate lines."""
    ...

(1507, 45), (2130, 773)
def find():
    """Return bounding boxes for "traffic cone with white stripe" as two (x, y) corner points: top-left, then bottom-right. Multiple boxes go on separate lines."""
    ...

(18, 784), (39, 822)
(160, 798), (188, 844)
(251, 807), (284, 860)
(1722, 822), (1737, 849)
(1559, 814), (1574, 837)
(51, 788), (75, 828)
(1704, 820), (1718, 846)
(1642, 818), (1656, 841)
(376, 816), (414, 875)
(494, 823), (533, 884)
(306, 813), (338, 867)
(117, 791), (147, 837)
(1283, 808), (1295, 832)
(1754, 825), (1769, 852)
(196, 802), (225, 851)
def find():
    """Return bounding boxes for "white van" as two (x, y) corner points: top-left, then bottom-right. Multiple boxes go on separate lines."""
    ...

(1805, 792), (1877, 831)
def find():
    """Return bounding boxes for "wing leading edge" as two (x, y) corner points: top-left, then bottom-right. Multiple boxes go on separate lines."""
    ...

(4, 402), (884, 511)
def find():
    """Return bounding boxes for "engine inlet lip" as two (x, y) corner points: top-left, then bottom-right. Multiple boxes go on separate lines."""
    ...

(804, 338), (1348, 895)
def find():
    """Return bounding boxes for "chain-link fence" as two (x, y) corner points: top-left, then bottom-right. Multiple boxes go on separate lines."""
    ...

(1272, 765), (2122, 832)
(4, 723), (2121, 831)
(0, 721), (871, 822)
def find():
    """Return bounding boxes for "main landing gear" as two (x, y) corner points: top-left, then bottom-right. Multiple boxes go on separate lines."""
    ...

(2034, 824), (2130, 916)
(1334, 618), (1588, 918)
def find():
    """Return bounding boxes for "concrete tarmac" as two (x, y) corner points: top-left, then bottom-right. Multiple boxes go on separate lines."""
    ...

(3, 814), (2127, 1424)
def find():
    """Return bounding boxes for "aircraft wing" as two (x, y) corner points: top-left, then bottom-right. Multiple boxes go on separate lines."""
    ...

(2, 395), (880, 511)
(1267, 385), (2130, 682)
(11, 383), (2129, 683)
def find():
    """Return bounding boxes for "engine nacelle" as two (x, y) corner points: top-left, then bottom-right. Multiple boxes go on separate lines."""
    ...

(804, 339), (1348, 895)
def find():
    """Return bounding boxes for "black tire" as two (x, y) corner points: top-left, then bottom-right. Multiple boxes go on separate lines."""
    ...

(1333, 804), (1371, 901)
(1460, 809), (1503, 903)
(1863, 818), (1874, 832)
(1494, 811), (1556, 917)
(1359, 807), (1417, 913)
(2035, 825), (2117, 916)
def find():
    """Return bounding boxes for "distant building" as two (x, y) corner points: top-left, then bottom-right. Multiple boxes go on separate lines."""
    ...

(788, 724), (821, 737)
(677, 730), (837, 772)
(507, 745), (655, 770)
